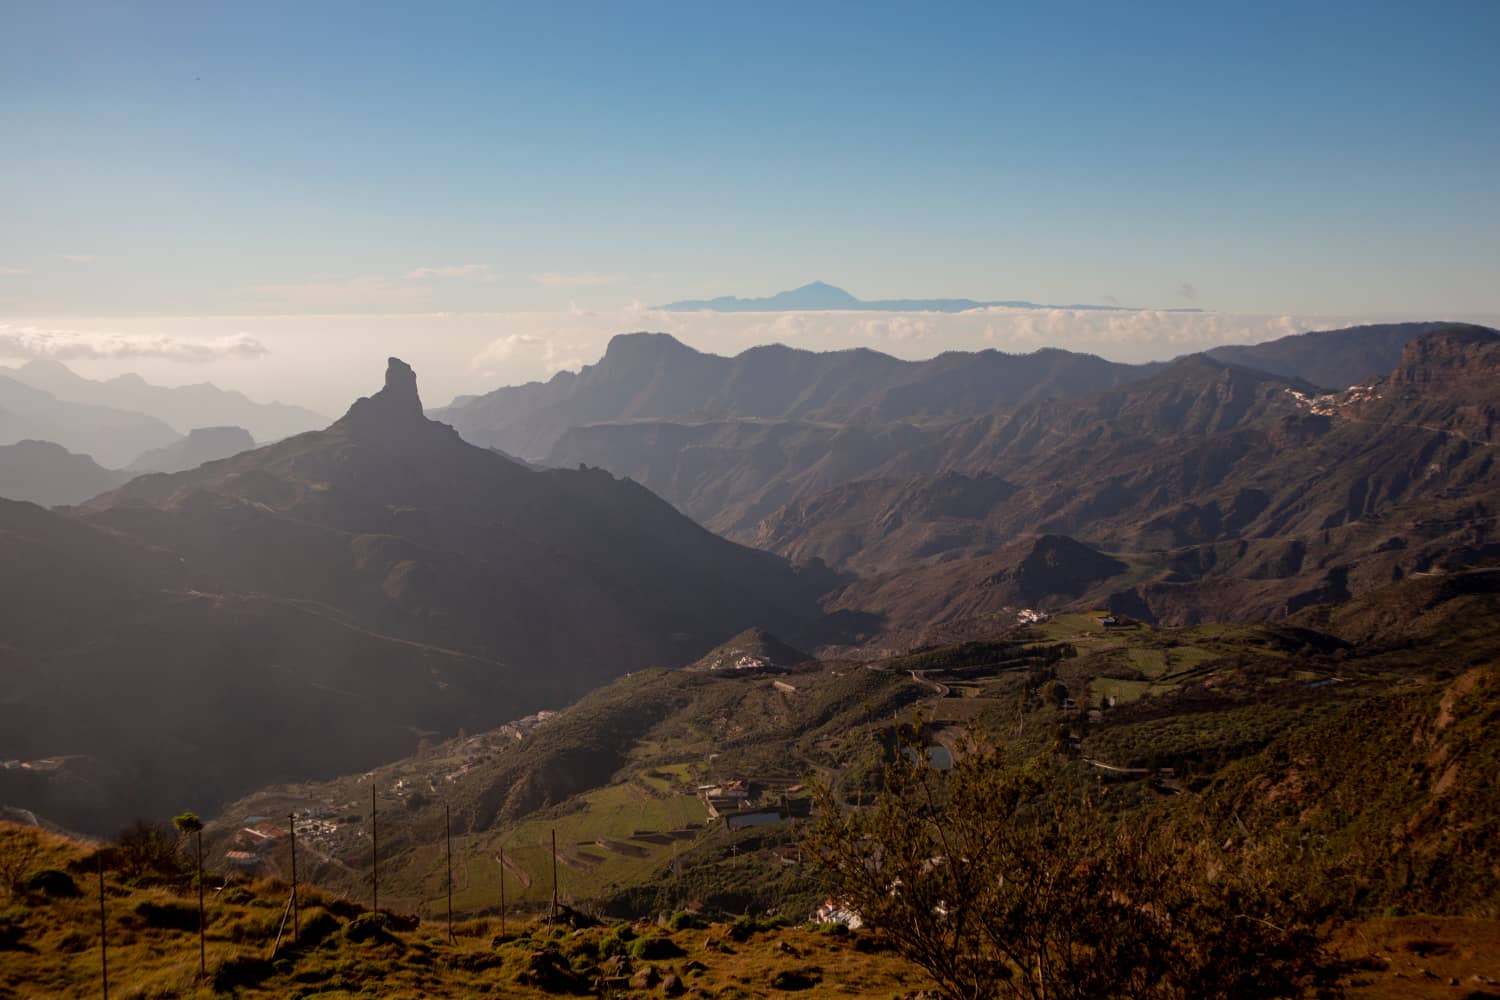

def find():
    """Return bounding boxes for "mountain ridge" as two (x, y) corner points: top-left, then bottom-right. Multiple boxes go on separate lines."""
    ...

(9, 358), (327, 441)
(435, 333), (1160, 459)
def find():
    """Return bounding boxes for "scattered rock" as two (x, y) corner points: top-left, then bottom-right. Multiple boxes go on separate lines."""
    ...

(630, 964), (661, 990)
(661, 973), (686, 996)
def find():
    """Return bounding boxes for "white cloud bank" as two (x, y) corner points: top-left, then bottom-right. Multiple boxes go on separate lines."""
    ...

(530, 272), (620, 288)
(4, 305), (1492, 416)
(0, 324), (269, 363)
(463, 304), (1496, 391)
(406, 263), (495, 282)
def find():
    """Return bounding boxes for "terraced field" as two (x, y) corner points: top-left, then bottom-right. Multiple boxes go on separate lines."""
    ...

(457, 779), (710, 911)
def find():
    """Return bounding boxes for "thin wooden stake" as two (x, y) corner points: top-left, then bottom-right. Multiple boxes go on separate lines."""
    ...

(195, 829), (205, 977)
(288, 812), (298, 940)
(498, 846), (506, 938)
(550, 829), (559, 928)
(98, 851), (108, 1000)
(445, 803), (454, 943)
(269, 889), (294, 958)
(371, 784), (379, 915)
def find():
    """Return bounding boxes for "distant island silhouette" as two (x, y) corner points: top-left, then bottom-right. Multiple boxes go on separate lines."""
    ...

(659, 280), (1202, 313)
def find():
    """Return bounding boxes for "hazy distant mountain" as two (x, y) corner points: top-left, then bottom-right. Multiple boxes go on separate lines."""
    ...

(0, 440), (126, 507)
(658, 279), (1187, 313)
(0, 375), (181, 467)
(435, 333), (1157, 459)
(125, 425), (256, 474)
(9, 359), (327, 441)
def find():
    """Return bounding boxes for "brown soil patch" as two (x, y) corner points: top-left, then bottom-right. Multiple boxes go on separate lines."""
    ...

(1435, 668), (1484, 730)
(1334, 915), (1500, 999)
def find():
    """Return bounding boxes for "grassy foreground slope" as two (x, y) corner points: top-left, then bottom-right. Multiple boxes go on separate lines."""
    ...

(0, 823), (928, 1000)
(5, 821), (1500, 1000)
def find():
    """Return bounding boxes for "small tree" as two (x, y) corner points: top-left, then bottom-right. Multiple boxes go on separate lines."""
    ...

(0, 825), (41, 898)
(804, 737), (1340, 1000)
(172, 812), (206, 977)
(112, 819), (183, 882)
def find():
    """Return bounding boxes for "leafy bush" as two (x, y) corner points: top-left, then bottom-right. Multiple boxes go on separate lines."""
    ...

(596, 923), (636, 957)
(769, 967), (821, 990)
(221, 885), (254, 905)
(0, 830), (41, 897)
(667, 910), (704, 931)
(344, 911), (399, 945)
(0, 910), (23, 951)
(133, 898), (198, 931)
(727, 914), (789, 941)
(210, 954), (274, 991)
(515, 945), (589, 993)
(23, 868), (79, 898)
(807, 740), (1341, 1000)
(629, 935), (686, 960)
(294, 907), (340, 948)
(110, 820), (185, 883)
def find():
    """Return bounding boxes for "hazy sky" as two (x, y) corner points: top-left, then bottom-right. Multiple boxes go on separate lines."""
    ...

(2, 2), (1497, 411)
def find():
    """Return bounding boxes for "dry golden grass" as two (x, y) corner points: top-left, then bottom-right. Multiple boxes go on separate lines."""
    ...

(1, 822), (928, 999)
(6, 822), (1498, 999)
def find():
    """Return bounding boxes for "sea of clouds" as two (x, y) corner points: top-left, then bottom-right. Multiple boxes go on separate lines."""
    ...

(2, 305), (1494, 414)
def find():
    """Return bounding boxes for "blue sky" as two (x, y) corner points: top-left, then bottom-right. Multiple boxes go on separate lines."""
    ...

(1, 2), (1497, 407)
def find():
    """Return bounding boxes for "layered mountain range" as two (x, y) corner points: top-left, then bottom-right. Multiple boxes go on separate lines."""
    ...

(7, 359), (326, 442)
(444, 322), (1497, 639)
(0, 361), (324, 504)
(4, 320), (1496, 835)
(803, 325), (1500, 635)
(0, 360), (833, 832)
(438, 323), (1458, 537)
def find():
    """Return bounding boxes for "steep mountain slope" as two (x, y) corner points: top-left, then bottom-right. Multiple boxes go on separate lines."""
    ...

(9, 359), (327, 440)
(535, 323), (1473, 543)
(1204, 321), (1484, 390)
(763, 328), (1500, 630)
(0, 439), (126, 506)
(125, 425), (256, 474)
(84, 359), (833, 669)
(0, 375), (181, 466)
(756, 354), (1320, 572)
(0, 495), (549, 833)
(547, 418), (944, 539)
(435, 333), (1155, 459)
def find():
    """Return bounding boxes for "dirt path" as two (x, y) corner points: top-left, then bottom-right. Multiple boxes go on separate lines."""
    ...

(496, 850), (532, 888)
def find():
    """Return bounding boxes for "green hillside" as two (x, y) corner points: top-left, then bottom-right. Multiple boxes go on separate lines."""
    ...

(200, 569), (1500, 927)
